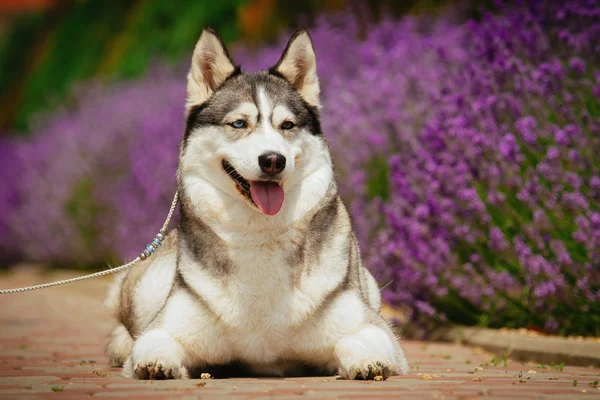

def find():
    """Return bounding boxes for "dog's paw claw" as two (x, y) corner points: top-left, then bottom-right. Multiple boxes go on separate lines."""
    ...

(134, 360), (185, 380)
(340, 360), (392, 380)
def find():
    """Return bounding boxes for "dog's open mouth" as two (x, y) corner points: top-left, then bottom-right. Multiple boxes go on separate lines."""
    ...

(222, 160), (284, 216)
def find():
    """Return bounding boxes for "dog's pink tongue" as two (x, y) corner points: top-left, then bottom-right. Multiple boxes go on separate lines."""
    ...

(250, 181), (284, 216)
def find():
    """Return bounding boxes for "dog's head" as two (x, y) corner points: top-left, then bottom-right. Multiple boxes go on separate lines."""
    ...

(179, 27), (333, 224)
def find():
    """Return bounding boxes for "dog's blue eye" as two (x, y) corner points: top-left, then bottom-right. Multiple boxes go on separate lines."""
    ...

(230, 120), (247, 129)
(281, 121), (295, 130)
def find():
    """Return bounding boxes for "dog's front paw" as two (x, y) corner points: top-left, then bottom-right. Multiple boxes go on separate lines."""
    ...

(126, 329), (188, 380)
(338, 359), (392, 380)
(334, 326), (408, 380)
(134, 360), (187, 380)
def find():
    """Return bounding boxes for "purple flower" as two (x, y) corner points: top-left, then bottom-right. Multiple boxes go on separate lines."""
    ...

(2, 0), (598, 336)
(568, 57), (586, 75)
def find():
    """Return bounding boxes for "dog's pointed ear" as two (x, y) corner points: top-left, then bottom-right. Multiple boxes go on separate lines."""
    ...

(273, 29), (320, 108)
(187, 27), (237, 110)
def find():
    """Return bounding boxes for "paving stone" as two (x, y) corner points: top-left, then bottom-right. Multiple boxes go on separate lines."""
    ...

(1, 267), (600, 399)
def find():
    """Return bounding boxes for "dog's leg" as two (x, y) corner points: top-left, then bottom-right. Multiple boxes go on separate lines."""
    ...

(331, 293), (408, 380)
(124, 289), (232, 379)
(334, 322), (408, 380)
(296, 291), (408, 380)
(126, 329), (189, 380)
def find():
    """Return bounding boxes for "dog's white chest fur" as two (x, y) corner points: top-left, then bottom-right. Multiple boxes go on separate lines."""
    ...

(218, 236), (298, 325)
(220, 246), (298, 360)
(177, 226), (348, 363)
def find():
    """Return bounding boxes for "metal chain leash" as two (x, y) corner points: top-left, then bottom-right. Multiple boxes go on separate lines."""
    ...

(0, 192), (179, 295)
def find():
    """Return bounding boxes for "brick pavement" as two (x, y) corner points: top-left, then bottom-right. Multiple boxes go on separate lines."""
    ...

(1, 267), (599, 399)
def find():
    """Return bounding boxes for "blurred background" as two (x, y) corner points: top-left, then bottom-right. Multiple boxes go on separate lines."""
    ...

(0, 0), (598, 338)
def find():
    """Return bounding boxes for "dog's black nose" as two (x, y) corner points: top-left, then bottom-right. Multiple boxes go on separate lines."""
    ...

(258, 152), (286, 175)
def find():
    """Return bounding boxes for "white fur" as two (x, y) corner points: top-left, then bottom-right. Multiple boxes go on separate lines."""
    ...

(186, 29), (236, 112)
(108, 30), (408, 380)
(133, 248), (177, 329)
(275, 30), (320, 108)
(106, 324), (133, 367)
(365, 271), (382, 311)
(180, 87), (332, 233)
(126, 329), (189, 379)
(335, 325), (409, 379)
(104, 270), (125, 310)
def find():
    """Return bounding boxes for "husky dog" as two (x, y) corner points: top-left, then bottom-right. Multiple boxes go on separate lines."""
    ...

(105, 27), (409, 380)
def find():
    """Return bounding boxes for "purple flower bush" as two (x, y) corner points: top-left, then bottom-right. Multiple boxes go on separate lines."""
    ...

(0, 68), (185, 266)
(356, 2), (600, 335)
(1, 0), (598, 335)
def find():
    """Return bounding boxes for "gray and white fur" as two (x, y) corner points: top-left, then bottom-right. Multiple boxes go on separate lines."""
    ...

(105, 27), (409, 380)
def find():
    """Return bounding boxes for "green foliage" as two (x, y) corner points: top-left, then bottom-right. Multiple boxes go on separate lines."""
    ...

(0, 12), (44, 102)
(16, 2), (131, 131)
(110, 0), (243, 80)
(64, 178), (100, 254)
(0, 0), (246, 134)
(366, 156), (390, 201)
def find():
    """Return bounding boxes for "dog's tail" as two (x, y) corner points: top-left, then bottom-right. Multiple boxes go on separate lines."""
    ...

(106, 324), (134, 367)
